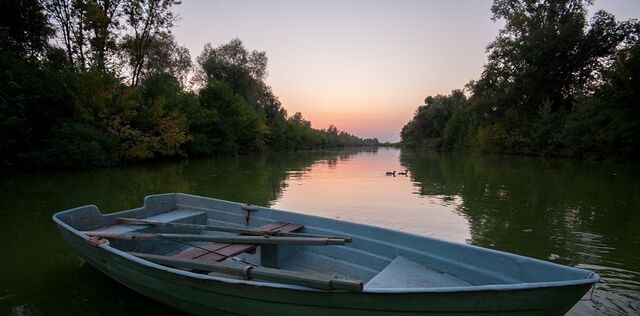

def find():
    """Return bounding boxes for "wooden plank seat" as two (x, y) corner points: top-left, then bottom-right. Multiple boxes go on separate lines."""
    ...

(172, 222), (303, 262)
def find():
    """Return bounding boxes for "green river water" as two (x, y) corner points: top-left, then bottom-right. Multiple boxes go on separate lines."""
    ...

(0, 147), (638, 315)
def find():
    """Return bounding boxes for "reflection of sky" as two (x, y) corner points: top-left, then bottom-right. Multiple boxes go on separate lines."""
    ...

(270, 147), (640, 314)
(173, 0), (640, 142)
(271, 147), (471, 243)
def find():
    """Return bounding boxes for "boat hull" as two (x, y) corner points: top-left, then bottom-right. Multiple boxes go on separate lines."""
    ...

(57, 220), (591, 315)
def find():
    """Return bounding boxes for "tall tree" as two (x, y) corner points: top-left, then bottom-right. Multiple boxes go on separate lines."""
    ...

(195, 39), (267, 99)
(44, 0), (90, 70)
(463, 0), (635, 153)
(122, 0), (175, 86)
(45, 0), (75, 65)
(474, 0), (630, 116)
(401, 90), (467, 147)
(130, 32), (191, 86)
(83, 0), (123, 72)
(401, 0), (639, 158)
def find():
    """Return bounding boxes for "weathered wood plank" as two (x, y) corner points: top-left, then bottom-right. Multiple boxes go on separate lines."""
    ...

(256, 221), (291, 232)
(195, 221), (306, 261)
(171, 221), (304, 261)
(173, 243), (230, 259)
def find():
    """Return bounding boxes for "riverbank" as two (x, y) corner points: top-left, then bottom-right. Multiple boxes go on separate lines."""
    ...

(0, 145), (381, 173)
(401, 143), (640, 164)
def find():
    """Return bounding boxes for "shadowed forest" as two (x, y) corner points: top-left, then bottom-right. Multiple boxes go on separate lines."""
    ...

(402, 0), (639, 159)
(0, 0), (379, 170)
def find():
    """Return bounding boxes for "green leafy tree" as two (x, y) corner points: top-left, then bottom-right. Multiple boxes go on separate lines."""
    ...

(0, 0), (52, 60)
(190, 81), (266, 155)
(403, 0), (639, 159)
(121, 0), (175, 86)
(0, 54), (72, 167)
(401, 90), (466, 147)
(0, 9), (374, 170)
(195, 39), (266, 103)
(83, 0), (123, 72)
(44, 0), (92, 70)
(47, 122), (117, 168)
(465, 0), (634, 153)
(562, 37), (640, 157)
(137, 32), (191, 86)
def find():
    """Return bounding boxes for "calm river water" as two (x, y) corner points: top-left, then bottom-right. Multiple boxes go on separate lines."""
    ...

(0, 147), (638, 315)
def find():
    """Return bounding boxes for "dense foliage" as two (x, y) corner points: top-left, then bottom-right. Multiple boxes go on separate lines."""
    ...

(0, 0), (378, 170)
(402, 0), (639, 159)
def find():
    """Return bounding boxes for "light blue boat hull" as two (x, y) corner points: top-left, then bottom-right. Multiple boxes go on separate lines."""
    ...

(53, 193), (598, 315)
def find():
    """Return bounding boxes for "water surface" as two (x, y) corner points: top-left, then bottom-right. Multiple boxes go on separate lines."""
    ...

(1, 148), (638, 315)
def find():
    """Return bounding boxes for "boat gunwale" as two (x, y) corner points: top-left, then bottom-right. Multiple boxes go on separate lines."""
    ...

(52, 192), (600, 294)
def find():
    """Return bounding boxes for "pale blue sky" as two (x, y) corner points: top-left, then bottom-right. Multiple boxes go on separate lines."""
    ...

(173, 0), (640, 142)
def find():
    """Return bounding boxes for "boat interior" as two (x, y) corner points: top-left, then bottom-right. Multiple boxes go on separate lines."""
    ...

(56, 194), (596, 292)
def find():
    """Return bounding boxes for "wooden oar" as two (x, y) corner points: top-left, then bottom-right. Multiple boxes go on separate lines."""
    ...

(128, 252), (363, 292)
(83, 231), (347, 245)
(118, 217), (352, 242)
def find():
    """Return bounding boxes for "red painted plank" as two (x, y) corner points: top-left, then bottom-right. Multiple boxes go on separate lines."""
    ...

(257, 222), (290, 232)
(192, 251), (225, 262)
(277, 223), (303, 233)
(173, 243), (230, 259)
(171, 221), (304, 262)
(215, 243), (255, 256)
(195, 221), (299, 260)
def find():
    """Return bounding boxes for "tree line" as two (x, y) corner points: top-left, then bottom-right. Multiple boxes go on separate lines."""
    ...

(0, 0), (379, 170)
(402, 0), (639, 159)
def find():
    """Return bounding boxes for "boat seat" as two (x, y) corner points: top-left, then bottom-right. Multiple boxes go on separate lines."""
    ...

(364, 256), (470, 289)
(171, 221), (303, 262)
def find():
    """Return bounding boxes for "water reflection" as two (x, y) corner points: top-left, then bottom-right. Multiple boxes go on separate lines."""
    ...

(0, 149), (366, 315)
(0, 147), (638, 315)
(400, 149), (640, 315)
(271, 148), (471, 242)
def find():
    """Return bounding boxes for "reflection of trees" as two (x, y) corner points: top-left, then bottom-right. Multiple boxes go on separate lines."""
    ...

(313, 147), (379, 169)
(0, 149), (371, 315)
(399, 149), (640, 270)
(187, 150), (368, 205)
(0, 150), (369, 216)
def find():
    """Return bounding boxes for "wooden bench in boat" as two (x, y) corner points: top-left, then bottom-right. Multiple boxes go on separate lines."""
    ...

(171, 221), (303, 263)
(81, 216), (362, 290)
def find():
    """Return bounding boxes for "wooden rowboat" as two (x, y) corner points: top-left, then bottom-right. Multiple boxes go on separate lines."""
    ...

(53, 193), (598, 315)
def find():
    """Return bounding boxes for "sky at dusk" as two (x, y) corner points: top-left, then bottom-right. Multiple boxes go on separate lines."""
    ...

(172, 0), (640, 142)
